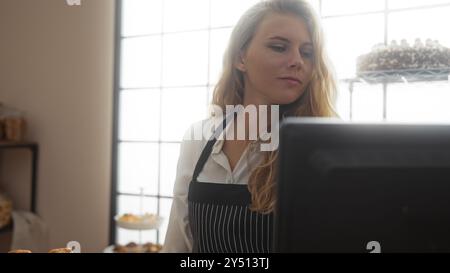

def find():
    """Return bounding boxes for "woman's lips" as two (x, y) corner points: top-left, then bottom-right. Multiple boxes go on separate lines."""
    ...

(279, 77), (302, 86)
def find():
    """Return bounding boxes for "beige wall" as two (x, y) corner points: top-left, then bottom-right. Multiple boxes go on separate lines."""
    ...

(0, 0), (115, 252)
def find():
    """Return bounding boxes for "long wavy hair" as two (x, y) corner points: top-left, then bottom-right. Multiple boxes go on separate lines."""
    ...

(211, 0), (338, 214)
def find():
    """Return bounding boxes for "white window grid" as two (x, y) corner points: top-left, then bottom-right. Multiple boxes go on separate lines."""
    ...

(111, 0), (450, 246)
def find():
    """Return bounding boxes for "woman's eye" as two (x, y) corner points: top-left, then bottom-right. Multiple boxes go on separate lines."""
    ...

(301, 51), (314, 59)
(269, 45), (286, 52)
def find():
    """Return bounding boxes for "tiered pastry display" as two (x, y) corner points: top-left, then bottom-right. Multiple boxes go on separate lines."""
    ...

(111, 187), (164, 253)
(112, 212), (164, 253)
(116, 213), (163, 230)
(0, 192), (12, 229)
(357, 39), (450, 73)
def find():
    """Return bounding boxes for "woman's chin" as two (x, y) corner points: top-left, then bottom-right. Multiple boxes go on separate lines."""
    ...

(270, 92), (303, 105)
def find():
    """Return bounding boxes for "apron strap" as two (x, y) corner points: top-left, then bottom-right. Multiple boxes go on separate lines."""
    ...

(192, 110), (236, 181)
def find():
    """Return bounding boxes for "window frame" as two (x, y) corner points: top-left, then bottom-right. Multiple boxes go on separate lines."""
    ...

(110, 0), (450, 246)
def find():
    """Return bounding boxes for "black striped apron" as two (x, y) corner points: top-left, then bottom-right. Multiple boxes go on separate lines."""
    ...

(187, 114), (274, 253)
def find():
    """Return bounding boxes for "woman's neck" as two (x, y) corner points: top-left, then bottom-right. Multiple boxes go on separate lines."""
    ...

(231, 91), (274, 142)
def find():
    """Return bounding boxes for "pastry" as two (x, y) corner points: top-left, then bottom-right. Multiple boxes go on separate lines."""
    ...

(118, 213), (161, 224)
(8, 247), (74, 253)
(8, 249), (32, 253)
(143, 242), (163, 253)
(118, 213), (141, 223)
(48, 248), (72, 253)
(113, 242), (162, 253)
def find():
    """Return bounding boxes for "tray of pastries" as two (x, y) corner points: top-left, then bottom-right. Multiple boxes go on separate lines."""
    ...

(104, 242), (163, 253)
(8, 247), (73, 253)
(115, 213), (163, 230)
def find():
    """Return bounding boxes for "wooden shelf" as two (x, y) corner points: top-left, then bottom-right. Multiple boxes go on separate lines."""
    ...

(0, 141), (37, 148)
(0, 142), (39, 213)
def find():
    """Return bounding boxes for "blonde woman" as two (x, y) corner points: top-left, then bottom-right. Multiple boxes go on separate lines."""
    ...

(162, 0), (337, 253)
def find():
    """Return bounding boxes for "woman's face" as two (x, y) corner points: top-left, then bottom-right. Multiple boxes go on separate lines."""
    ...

(237, 12), (314, 106)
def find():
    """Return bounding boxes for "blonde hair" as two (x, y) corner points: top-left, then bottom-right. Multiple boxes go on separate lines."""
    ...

(211, 0), (338, 214)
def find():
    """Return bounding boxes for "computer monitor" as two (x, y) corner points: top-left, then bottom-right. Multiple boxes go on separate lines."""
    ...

(275, 117), (450, 253)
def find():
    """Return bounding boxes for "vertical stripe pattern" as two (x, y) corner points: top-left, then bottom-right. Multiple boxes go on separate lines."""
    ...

(189, 200), (273, 253)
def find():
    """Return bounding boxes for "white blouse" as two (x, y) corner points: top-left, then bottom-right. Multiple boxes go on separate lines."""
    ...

(161, 116), (264, 253)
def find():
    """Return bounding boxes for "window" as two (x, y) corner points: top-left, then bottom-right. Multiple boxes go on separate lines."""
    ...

(112, 0), (450, 246)
(111, 0), (260, 246)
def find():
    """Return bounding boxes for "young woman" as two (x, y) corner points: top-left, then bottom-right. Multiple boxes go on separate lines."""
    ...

(162, 0), (337, 253)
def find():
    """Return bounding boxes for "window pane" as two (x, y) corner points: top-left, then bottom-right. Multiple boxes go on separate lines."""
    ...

(119, 89), (160, 141)
(389, 7), (450, 48)
(351, 84), (384, 122)
(161, 87), (208, 141)
(159, 198), (174, 244)
(307, 0), (321, 15)
(207, 85), (215, 107)
(322, 0), (385, 16)
(162, 31), (209, 87)
(160, 143), (181, 197)
(118, 143), (159, 195)
(336, 82), (351, 121)
(117, 194), (159, 215)
(121, 0), (162, 36)
(117, 228), (157, 246)
(210, 0), (260, 28)
(116, 195), (158, 245)
(387, 83), (450, 123)
(389, 0), (450, 9)
(121, 36), (162, 88)
(323, 14), (385, 79)
(209, 28), (232, 85)
(163, 0), (209, 32)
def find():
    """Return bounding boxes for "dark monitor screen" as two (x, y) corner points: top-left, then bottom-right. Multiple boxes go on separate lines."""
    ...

(275, 118), (450, 253)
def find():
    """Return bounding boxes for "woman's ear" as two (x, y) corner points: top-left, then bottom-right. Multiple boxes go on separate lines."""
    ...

(235, 51), (247, 72)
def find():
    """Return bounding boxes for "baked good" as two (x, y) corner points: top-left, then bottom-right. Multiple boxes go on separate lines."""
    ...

(357, 39), (450, 73)
(8, 247), (73, 253)
(48, 248), (72, 253)
(114, 242), (142, 253)
(8, 249), (32, 253)
(143, 242), (163, 253)
(118, 213), (160, 223)
(118, 213), (140, 223)
(113, 242), (162, 253)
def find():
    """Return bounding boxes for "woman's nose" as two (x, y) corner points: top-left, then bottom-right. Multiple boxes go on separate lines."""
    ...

(288, 51), (305, 69)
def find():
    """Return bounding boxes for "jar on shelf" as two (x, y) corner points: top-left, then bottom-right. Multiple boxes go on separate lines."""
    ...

(0, 103), (27, 142)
